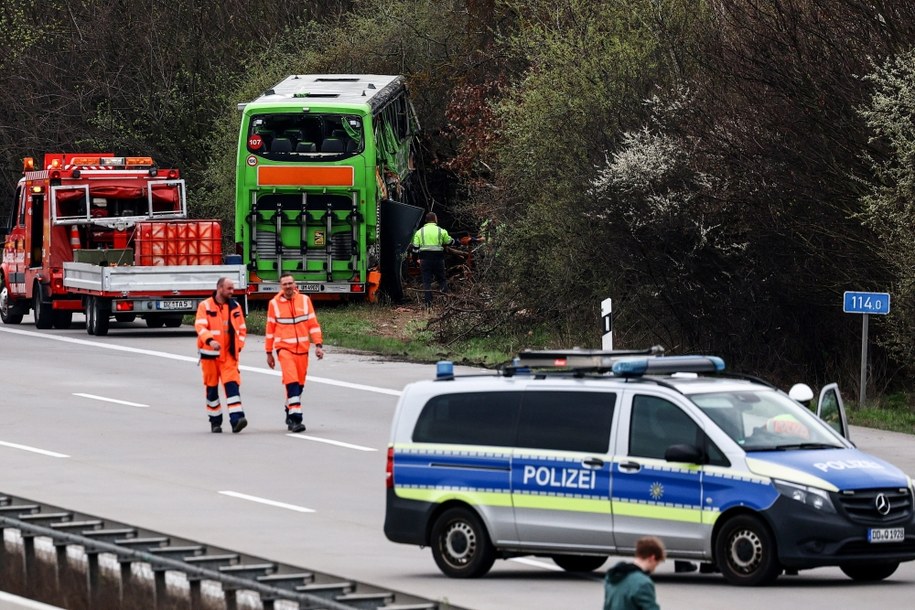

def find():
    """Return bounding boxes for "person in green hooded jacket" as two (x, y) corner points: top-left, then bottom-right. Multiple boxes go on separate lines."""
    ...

(603, 536), (666, 610)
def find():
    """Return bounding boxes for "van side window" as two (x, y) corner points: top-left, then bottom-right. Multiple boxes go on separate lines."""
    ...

(517, 391), (614, 453)
(412, 391), (521, 446)
(629, 395), (702, 459)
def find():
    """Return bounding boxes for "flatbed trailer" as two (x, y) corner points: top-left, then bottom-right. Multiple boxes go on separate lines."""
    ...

(61, 262), (247, 335)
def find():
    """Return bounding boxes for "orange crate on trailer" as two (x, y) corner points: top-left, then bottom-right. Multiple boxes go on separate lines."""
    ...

(135, 220), (222, 266)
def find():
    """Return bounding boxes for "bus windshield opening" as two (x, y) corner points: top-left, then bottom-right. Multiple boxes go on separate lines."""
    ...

(247, 113), (364, 159)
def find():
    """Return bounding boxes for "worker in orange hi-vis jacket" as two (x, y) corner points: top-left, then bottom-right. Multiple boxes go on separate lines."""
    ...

(265, 273), (325, 433)
(195, 277), (248, 434)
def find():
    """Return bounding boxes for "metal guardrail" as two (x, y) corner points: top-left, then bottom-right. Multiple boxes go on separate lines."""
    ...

(0, 493), (446, 610)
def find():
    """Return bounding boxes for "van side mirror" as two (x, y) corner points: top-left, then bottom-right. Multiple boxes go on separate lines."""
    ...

(788, 383), (814, 404)
(665, 444), (704, 464)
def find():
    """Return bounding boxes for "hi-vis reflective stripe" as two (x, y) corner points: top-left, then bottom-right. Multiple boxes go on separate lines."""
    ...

(199, 348), (220, 357)
(393, 487), (716, 523)
(277, 336), (309, 343)
(275, 314), (313, 324)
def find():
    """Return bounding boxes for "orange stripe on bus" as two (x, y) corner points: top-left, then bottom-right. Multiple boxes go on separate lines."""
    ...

(258, 166), (354, 187)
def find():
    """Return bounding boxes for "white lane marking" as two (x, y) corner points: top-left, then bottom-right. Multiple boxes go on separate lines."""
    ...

(73, 393), (149, 408)
(509, 557), (565, 571)
(0, 591), (65, 609)
(286, 434), (377, 452)
(218, 491), (315, 513)
(0, 440), (70, 458)
(0, 326), (403, 396)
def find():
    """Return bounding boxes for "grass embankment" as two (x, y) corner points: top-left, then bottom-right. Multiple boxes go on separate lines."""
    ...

(245, 301), (514, 368)
(847, 394), (915, 435)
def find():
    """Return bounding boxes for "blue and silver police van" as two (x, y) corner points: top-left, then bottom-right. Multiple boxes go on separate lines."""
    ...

(383, 348), (915, 585)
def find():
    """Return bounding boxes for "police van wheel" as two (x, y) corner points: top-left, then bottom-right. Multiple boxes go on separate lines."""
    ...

(551, 554), (608, 573)
(715, 514), (780, 586)
(430, 507), (496, 578)
(840, 562), (899, 581)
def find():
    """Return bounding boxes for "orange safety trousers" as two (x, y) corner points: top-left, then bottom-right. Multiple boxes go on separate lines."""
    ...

(201, 357), (243, 417)
(277, 350), (309, 418)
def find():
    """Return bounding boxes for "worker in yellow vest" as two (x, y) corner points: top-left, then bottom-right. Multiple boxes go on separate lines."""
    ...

(411, 212), (454, 307)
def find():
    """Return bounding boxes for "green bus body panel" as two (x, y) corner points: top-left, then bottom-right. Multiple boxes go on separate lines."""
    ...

(234, 75), (420, 295)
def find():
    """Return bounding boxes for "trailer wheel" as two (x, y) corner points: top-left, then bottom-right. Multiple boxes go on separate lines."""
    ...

(115, 313), (137, 323)
(86, 297), (96, 335)
(33, 284), (52, 329)
(0, 275), (25, 325)
(91, 297), (110, 336)
(146, 315), (166, 328)
(163, 315), (183, 328)
(52, 311), (73, 329)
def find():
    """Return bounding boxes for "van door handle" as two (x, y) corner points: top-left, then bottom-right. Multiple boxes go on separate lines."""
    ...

(582, 458), (604, 469)
(618, 461), (642, 472)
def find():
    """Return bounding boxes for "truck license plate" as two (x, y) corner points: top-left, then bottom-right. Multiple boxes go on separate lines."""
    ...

(156, 300), (194, 311)
(868, 528), (904, 543)
(298, 283), (321, 292)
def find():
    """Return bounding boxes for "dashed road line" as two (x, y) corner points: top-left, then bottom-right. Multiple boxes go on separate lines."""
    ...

(0, 440), (69, 458)
(218, 490), (315, 513)
(286, 434), (377, 452)
(73, 393), (149, 408)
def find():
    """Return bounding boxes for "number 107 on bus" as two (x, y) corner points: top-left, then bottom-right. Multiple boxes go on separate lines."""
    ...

(843, 291), (891, 315)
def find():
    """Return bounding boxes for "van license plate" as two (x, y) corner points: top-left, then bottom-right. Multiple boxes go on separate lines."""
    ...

(156, 300), (194, 310)
(868, 528), (904, 543)
(297, 283), (321, 292)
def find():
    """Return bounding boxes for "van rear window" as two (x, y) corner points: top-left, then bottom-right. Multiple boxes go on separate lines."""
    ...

(413, 392), (522, 446)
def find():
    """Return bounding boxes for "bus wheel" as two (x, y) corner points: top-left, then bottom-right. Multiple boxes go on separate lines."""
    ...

(430, 507), (496, 578)
(551, 554), (608, 572)
(33, 284), (53, 329)
(715, 514), (780, 586)
(0, 275), (25, 325)
(841, 562), (898, 581)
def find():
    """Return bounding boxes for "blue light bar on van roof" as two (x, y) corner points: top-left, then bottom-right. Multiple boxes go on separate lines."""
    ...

(515, 347), (664, 370)
(612, 356), (725, 377)
(436, 361), (455, 380)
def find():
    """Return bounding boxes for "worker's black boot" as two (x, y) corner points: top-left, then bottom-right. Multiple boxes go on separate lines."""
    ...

(210, 415), (223, 433)
(287, 414), (306, 433)
(231, 416), (248, 434)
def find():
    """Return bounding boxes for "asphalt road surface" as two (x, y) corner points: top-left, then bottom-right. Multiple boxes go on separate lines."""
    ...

(1, 317), (914, 609)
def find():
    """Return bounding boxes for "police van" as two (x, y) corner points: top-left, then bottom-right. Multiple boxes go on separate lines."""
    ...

(383, 348), (915, 585)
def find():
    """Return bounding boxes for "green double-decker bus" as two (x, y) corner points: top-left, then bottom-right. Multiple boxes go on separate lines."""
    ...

(235, 74), (424, 302)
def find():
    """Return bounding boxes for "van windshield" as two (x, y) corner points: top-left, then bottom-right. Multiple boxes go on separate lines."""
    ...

(689, 389), (845, 451)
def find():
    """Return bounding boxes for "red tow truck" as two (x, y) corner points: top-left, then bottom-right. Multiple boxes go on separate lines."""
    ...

(0, 153), (245, 335)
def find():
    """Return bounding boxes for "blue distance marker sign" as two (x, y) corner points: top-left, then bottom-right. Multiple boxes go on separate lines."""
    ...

(843, 291), (890, 315)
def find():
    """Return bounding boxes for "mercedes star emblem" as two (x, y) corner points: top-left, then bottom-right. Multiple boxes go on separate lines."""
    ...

(875, 493), (891, 516)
